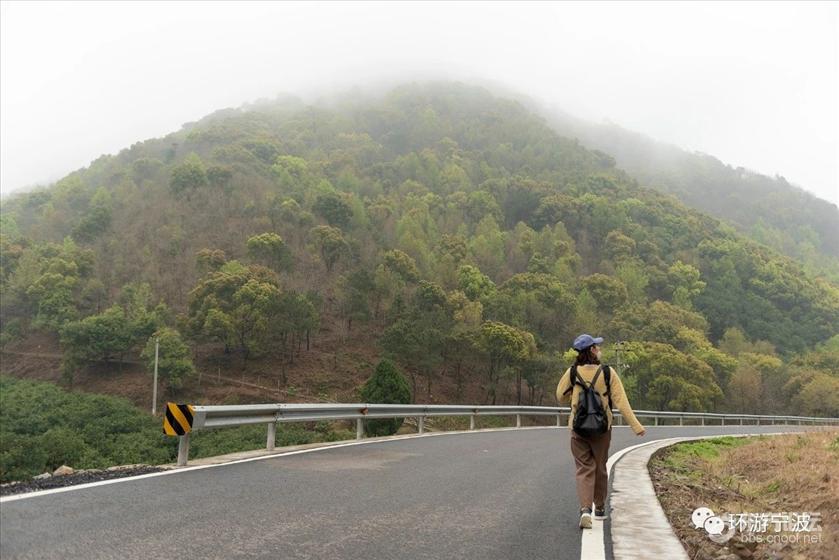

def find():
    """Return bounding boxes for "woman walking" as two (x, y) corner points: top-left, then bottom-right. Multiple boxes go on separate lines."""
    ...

(556, 334), (646, 529)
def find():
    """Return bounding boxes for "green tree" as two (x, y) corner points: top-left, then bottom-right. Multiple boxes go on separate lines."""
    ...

(382, 249), (420, 283)
(360, 359), (412, 436)
(59, 306), (135, 380)
(620, 341), (723, 411)
(380, 283), (452, 399)
(469, 215), (505, 278)
(27, 269), (80, 330)
(72, 188), (112, 242)
(583, 273), (628, 314)
(7, 238), (94, 331)
(339, 268), (375, 331)
(141, 327), (195, 391)
(604, 230), (636, 263)
(206, 165), (233, 192)
(196, 248), (227, 274)
(487, 272), (577, 347)
(59, 282), (167, 378)
(247, 233), (293, 272)
(309, 225), (348, 273)
(785, 371), (839, 417)
(666, 261), (706, 309)
(271, 155), (314, 194)
(118, 282), (168, 343)
(457, 264), (495, 301)
(476, 321), (536, 404)
(719, 327), (749, 356)
(615, 260), (649, 303)
(726, 361), (763, 414)
(187, 261), (281, 359)
(170, 153), (208, 197)
(313, 193), (353, 228)
(273, 290), (320, 367)
(609, 300), (709, 344)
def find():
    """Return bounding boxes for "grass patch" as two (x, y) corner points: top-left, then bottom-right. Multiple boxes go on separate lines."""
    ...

(651, 436), (756, 482)
(660, 436), (750, 464)
(650, 430), (839, 560)
(761, 480), (780, 494)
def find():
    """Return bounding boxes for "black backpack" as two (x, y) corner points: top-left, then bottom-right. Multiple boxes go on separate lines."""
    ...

(568, 365), (613, 437)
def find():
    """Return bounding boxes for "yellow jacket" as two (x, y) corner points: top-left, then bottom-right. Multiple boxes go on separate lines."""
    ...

(556, 364), (645, 435)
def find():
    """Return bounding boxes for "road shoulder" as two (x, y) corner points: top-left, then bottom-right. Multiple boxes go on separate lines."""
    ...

(605, 431), (825, 560)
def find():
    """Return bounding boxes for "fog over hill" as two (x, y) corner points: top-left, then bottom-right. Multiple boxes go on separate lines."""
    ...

(2, 2), (836, 206)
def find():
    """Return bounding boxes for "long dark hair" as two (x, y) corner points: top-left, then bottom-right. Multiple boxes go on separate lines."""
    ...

(574, 346), (601, 366)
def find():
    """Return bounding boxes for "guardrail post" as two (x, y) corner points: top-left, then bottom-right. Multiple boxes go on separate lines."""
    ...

(679, 416), (683, 426)
(556, 414), (561, 427)
(177, 433), (190, 467)
(516, 414), (521, 428)
(356, 418), (363, 440)
(701, 416), (705, 426)
(470, 415), (476, 430)
(739, 418), (743, 426)
(654, 416), (659, 426)
(267, 422), (276, 451)
(721, 416), (725, 426)
(418, 416), (425, 434)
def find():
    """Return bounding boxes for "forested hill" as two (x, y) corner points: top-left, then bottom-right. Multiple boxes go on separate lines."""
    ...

(1, 82), (838, 416)
(544, 109), (839, 280)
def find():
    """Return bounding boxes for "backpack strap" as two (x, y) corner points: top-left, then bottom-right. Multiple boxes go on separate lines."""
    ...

(562, 365), (578, 395)
(573, 365), (599, 390)
(563, 364), (606, 395)
(603, 365), (613, 411)
(588, 365), (604, 388)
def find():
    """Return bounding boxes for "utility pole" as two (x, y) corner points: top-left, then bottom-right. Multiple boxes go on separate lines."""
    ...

(152, 337), (159, 415)
(612, 341), (631, 423)
(614, 340), (630, 373)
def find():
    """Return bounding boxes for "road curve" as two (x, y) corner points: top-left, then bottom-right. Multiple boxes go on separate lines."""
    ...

(0, 425), (825, 560)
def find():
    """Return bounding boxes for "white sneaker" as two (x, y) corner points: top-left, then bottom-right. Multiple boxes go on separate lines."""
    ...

(579, 507), (592, 529)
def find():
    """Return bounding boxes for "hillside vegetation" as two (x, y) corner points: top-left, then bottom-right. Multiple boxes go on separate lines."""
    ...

(545, 109), (839, 281)
(1, 82), (838, 416)
(0, 376), (354, 482)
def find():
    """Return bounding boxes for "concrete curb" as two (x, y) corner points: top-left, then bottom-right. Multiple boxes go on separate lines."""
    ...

(609, 437), (691, 560)
(606, 431), (819, 560)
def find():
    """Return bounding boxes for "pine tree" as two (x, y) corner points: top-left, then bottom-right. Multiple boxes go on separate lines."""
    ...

(360, 359), (411, 436)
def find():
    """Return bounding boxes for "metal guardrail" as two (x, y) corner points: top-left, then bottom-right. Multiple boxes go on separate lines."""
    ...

(173, 404), (839, 466)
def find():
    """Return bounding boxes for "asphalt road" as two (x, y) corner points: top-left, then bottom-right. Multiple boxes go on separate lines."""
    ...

(0, 425), (826, 560)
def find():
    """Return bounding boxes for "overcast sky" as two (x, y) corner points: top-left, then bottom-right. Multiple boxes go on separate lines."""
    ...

(2, 1), (837, 204)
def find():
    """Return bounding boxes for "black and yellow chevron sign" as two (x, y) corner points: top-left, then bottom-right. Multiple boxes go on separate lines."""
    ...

(163, 402), (194, 436)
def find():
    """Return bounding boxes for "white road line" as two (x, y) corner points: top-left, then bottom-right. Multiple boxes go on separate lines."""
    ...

(1, 425), (564, 503)
(3, 425), (810, 511)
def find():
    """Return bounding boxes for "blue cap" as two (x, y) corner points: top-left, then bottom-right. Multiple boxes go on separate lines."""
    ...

(573, 334), (604, 351)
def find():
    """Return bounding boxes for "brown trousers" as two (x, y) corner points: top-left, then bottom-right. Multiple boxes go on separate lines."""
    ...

(570, 428), (612, 509)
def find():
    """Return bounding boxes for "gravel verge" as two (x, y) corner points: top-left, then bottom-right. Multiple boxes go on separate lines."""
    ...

(1, 465), (170, 497)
